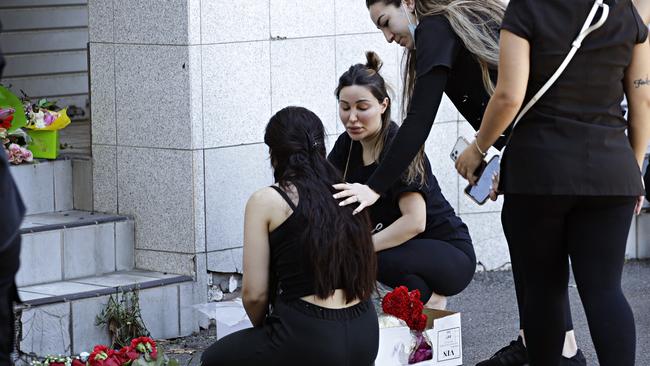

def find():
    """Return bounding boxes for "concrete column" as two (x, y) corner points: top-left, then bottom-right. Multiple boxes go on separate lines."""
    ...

(88, 0), (513, 293)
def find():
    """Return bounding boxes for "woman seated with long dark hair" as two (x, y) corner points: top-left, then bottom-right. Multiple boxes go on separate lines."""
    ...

(200, 106), (379, 366)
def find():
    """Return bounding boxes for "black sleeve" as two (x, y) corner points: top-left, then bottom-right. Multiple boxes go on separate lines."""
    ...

(366, 67), (449, 194)
(415, 16), (460, 76)
(631, 1), (649, 44)
(392, 177), (427, 204)
(327, 133), (351, 173)
(501, 0), (534, 40)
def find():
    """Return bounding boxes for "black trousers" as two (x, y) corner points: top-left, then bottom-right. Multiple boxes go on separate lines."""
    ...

(201, 298), (379, 366)
(502, 209), (574, 332)
(376, 238), (476, 302)
(0, 237), (20, 366)
(502, 194), (636, 366)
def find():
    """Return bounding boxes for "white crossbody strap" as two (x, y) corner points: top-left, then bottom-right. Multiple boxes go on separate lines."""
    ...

(504, 0), (610, 146)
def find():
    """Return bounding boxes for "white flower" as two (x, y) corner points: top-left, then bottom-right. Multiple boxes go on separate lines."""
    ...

(79, 352), (90, 362)
(30, 110), (46, 128)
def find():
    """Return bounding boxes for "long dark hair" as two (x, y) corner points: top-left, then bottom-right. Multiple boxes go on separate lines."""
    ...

(264, 106), (377, 303)
(335, 51), (426, 186)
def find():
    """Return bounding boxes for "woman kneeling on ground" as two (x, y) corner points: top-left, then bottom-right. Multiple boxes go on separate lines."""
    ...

(328, 52), (476, 310)
(201, 106), (379, 366)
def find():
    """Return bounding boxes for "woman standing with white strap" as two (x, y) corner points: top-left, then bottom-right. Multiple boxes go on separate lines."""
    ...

(456, 0), (650, 365)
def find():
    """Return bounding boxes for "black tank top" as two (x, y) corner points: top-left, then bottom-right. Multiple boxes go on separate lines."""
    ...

(268, 186), (317, 301)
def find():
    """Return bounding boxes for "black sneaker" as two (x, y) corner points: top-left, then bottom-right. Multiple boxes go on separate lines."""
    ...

(560, 349), (587, 366)
(476, 337), (529, 366)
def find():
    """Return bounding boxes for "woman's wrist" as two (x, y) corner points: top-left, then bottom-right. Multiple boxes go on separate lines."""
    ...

(473, 139), (487, 157)
(474, 132), (492, 156)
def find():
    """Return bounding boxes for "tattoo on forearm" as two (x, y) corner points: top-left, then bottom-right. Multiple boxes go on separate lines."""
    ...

(634, 75), (650, 88)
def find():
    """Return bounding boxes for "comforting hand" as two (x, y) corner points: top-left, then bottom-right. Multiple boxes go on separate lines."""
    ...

(332, 183), (380, 215)
(455, 141), (484, 185)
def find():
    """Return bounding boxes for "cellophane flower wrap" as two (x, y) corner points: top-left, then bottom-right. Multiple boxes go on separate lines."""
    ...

(382, 286), (433, 364)
(23, 98), (70, 131)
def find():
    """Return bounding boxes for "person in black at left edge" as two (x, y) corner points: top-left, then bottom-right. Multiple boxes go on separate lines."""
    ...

(0, 20), (26, 366)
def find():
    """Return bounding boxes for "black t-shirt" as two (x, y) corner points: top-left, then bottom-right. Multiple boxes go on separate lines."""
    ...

(365, 15), (502, 195)
(328, 122), (471, 244)
(500, 0), (647, 196)
(415, 15), (499, 132)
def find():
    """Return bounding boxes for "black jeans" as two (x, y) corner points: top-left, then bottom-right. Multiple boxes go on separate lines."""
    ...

(503, 195), (636, 366)
(0, 237), (20, 366)
(377, 238), (475, 302)
(201, 298), (379, 366)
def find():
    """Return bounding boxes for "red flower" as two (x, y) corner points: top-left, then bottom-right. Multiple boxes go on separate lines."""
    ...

(131, 336), (156, 350)
(0, 115), (12, 129)
(382, 286), (428, 332)
(115, 346), (139, 364)
(71, 359), (86, 366)
(88, 345), (121, 366)
(131, 336), (157, 359)
(49, 363), (66, 366)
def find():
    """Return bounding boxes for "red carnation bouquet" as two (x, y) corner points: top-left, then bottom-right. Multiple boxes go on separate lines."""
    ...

(88, 337), (164, 366)
(382, 286), (433, 364)
(32, 336), (178, 366)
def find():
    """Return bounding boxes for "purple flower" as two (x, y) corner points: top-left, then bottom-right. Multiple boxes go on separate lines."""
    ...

(408, 332), (433, 364)
(44, 112), (56, 126)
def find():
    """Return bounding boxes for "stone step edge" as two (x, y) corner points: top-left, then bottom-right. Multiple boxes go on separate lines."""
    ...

(16, 274), (193, 308)
(19, 213), (132, 235)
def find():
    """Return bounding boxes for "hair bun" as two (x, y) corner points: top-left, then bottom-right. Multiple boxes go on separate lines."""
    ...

(365, 51), (383, 73)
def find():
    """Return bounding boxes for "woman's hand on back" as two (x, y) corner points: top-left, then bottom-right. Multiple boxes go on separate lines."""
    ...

(332, 183), (380, 215)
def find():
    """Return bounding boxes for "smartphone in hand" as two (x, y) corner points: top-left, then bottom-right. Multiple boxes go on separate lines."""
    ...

(450, 136), (470, 162)
(464, 155), (500, 205)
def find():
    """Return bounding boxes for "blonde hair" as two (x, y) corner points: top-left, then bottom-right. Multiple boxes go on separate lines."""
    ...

(366, 0), (505, 116)
(414, 0), (505, 95)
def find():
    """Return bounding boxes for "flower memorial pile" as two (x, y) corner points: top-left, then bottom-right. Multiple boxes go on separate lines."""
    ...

(381, 286), (433, 364)
(0, 85), (70, 163)
(30, 337), (179, 366)
(1, 107), (32, 164)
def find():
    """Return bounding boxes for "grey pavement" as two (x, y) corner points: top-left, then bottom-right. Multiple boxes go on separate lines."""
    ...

(450, 260), (650, 366)
(164, 260), (650, 366)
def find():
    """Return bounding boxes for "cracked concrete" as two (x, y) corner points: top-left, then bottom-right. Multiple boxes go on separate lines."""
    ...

(19, 303), (71, 357)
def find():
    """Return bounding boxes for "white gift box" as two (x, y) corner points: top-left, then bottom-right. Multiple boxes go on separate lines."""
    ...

(375, 309), (463, 366)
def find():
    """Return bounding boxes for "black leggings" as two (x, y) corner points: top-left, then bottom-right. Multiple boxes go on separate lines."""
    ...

(0, 238), (20, 366)
(201, 298), (379, 366)
(502, 210), (575, 332)
(376, 238), (476, 302)
(502, 195), (636, 366)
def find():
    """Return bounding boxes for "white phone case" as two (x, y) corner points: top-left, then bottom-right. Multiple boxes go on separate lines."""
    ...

(450, 136), (470, 162)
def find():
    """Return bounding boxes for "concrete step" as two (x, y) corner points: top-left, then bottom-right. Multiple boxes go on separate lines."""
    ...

(15, 270), (197, 356)
(17, 210), (135, 287)
(9, 158), (93, 215)
(10, 159), (73, 215)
